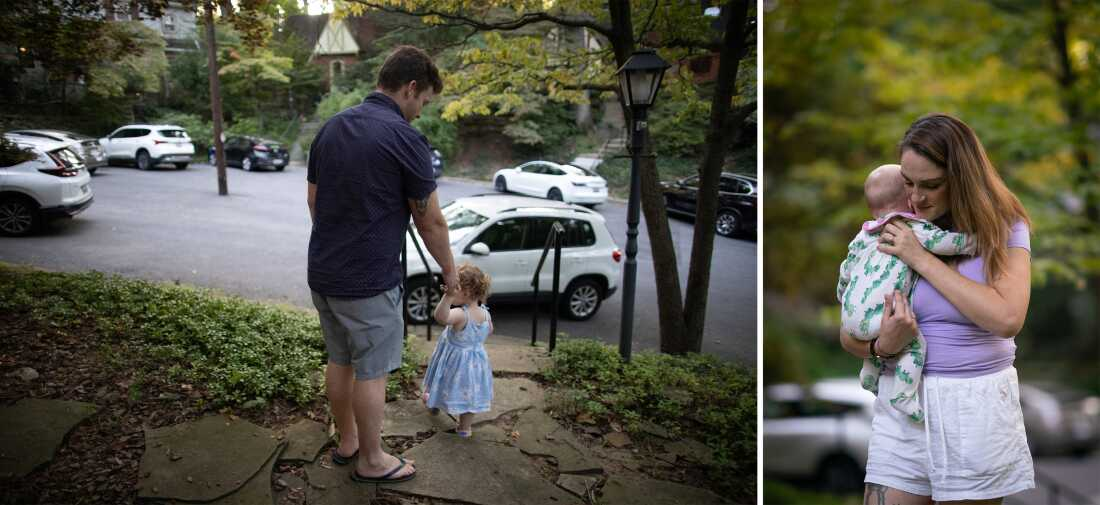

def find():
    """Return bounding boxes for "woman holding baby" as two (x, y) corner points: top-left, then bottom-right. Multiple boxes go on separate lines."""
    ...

(840, 113), (1034, 504)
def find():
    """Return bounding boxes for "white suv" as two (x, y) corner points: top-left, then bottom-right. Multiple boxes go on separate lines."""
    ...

(403, 195), (622, 323)
(1, 135), (93, 236)
(100, 124), (195, 170)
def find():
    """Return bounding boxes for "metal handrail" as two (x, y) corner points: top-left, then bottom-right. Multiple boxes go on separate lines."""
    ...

(402, 224), (435, 342)
(530, 221), (565, 352)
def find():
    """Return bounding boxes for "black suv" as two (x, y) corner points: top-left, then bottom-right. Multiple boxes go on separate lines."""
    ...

(661, 172), (757, 238)
(209, 136), (289, 171)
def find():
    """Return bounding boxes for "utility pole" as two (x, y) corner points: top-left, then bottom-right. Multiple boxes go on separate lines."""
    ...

(203, 0), (228, 195)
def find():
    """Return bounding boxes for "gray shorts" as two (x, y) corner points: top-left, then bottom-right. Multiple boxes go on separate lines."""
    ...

(311, 286), (404, 381)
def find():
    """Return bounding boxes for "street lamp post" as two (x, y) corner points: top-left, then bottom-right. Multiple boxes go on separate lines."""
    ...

(615, 49), (670, 362)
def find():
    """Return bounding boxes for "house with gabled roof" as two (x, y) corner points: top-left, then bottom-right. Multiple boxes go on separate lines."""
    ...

(284, 14), (383, 89)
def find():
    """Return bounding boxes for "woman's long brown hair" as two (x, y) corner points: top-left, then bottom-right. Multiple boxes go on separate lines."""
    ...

(899, 113), (1030, 281)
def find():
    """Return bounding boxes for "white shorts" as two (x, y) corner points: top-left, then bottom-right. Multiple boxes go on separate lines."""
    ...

(864, 366), (1036, 501)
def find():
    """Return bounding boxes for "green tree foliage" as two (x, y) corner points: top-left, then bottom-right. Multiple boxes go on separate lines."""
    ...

(764, 0), (1099, 387)
(412, 102), (459, 158)
(0, 0), (167, 102)
(86, 21), (168, 98)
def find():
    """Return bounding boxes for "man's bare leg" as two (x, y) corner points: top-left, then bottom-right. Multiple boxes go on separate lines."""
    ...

(325, 362), (358, 457)
(353, 374), (415, 478)
(864, 484), (933, 505)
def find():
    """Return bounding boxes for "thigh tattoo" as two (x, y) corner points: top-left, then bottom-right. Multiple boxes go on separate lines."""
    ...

(864, 483), (889, 505)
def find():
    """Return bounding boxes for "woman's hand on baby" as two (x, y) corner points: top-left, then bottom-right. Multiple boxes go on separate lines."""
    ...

(878, 290), (918, 355)
(878, 221), (924, 265)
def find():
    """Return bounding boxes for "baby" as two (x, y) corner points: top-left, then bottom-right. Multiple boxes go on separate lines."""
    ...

(837, 164), (975, 423)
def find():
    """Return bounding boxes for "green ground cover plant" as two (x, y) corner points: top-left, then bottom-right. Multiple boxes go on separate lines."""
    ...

(0, 265), (421, 406)
(542, 338), (756, 498)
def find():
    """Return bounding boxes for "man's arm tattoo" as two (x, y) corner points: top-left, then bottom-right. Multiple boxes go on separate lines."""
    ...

(413, 197), (429, 216)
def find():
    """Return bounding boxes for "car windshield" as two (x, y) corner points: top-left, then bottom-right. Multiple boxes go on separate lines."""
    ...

(159, 130), (189, 138)
(443, 204), (489, 243)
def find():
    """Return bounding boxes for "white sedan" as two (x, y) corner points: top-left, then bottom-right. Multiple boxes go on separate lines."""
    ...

(493, 160), (608, 205)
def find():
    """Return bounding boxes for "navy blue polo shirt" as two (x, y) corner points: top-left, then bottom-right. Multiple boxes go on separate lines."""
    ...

(307, 92), (437, 297)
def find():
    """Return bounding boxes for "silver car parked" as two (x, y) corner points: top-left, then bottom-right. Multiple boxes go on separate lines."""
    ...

(7, 129), (108, 174)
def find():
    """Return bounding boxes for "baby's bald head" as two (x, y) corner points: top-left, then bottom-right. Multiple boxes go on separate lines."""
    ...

(865, 164), (909, 218)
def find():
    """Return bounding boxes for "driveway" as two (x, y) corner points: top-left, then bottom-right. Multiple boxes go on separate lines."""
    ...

(0, 162), (757, 365)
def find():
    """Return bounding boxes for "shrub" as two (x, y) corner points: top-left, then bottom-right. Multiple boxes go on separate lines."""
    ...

(412, 102), (458, 159)
(543, 338), (756, 498)
(151, 111), (213, 153)
(0, 266), (421, 407)
(314, 84), (373, 123)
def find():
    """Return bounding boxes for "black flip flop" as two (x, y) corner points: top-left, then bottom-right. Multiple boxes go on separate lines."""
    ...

(350, 457), (416, 484)
(331, 448), (358, 466)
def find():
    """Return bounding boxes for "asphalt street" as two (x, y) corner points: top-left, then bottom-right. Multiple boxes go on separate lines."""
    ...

(0, 162), (757, 365)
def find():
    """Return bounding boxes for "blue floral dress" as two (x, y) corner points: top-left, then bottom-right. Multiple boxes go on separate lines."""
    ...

(422, 305), (493, 415)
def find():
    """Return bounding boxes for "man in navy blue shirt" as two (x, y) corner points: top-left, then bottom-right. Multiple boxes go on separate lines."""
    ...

(307, 46), (455, 484)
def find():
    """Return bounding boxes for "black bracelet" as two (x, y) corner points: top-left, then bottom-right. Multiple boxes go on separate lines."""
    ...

(869, 337), (896, 360)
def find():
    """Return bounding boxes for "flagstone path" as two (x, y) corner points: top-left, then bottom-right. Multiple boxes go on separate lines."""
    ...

(0, 335), (736, 504)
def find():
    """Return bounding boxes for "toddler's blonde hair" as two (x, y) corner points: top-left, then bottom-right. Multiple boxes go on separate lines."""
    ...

(457, 263), (491, 304)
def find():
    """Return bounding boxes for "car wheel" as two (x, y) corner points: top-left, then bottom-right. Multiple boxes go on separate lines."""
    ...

(404, 277), (442, 325)
(242, 157), (252, 171)
(495, 176), (507, 193)
(716, 209), (740, 237)
(0, 196), (39, 237)
(816, 455), (864, 493)
(276, 166), (285, 172)
(560, 278), (603, 321)
(88, 167), (97, 175)
(136, 150), (151, 170)
(547, 187), (563, 201)
(175, 163), (188, 170)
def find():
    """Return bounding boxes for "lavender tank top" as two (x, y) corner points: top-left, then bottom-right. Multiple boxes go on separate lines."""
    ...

(913, 221), (1030, 378)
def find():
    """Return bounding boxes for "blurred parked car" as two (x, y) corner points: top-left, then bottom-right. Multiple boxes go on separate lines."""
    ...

(1020, 382), (1100, 457)
(764, 377), (1100, 494)
(1, 135), (93, 236)
(99, 124), (195, 170)
(763, 378), (874, 493)
(430, 148), (444, 179)
(402, 194), (621, 324)
(208, 136), (289, 171)
(661, 171), (757, 238)
(7, 129), (107, 174)
(493, 160), (608, 206)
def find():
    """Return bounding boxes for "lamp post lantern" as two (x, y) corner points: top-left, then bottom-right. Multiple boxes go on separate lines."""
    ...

(615, 48), (670, 362)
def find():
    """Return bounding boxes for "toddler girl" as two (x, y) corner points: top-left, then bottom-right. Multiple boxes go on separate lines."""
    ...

(421, 263), (494, 437)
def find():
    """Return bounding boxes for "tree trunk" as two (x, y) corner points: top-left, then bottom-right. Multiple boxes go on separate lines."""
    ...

(637, 127), (687, 354)
(1048, 0), (1100, 325)
(607, 0), (687, 355)
(682, 0), (750, 352)
(205, 1), (228, 195)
